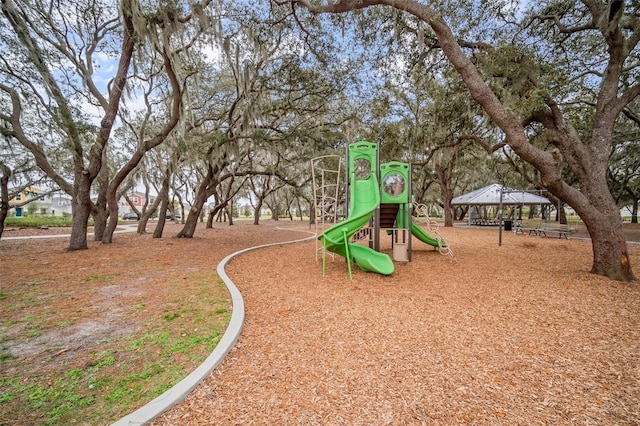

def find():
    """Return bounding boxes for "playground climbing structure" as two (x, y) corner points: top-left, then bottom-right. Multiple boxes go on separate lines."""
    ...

(310, 155), (342, 262)
(378, 161), (413, 262)
(316, 142), (394, 278)
(314, 141), (453, 277)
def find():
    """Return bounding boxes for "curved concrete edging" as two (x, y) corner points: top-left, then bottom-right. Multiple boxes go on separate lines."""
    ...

(112, 228), (316, 426)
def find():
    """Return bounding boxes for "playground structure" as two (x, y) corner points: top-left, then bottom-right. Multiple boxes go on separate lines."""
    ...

(310, 154), (342, 261)
(312, 141), (453, 278)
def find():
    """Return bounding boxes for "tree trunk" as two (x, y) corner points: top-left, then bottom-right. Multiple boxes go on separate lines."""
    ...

(227, 199), (234, 225)
(0, 164), (10, 239)
(454, 206), (468, 221)
(137, 214), (148, 234)
(72, 12), (136, 248)
(296, 197), (304, 221)
(92, 204), (109, 242)
(102, 190), (121, 244)
(175, 192), (185, 223)
(588, 220), (630, 277)
(68, 176), (92, 251)
(92, 151), (110, 241)
(436, 165), (454, 227)
(176, 201), (202, 238)
(153, 214), (167, 238)
(153, 181), (170, 239)
(309, 201), (316, 225)
(268, 199), (279, 220)
(135, 190), (161, 235)
(102, 46), (182, 244)
(153, 175), (170, 238)
(253, 198), (263, 225)
(559, 179), (634, 281)
(557, 204), (567, 224)
(176, 172), (211, 238)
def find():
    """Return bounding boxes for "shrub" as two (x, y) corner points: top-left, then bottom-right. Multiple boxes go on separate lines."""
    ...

(5, 217), (74, 228)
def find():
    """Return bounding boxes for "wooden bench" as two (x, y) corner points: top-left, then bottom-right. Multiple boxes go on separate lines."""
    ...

(537, 224), (576, 239)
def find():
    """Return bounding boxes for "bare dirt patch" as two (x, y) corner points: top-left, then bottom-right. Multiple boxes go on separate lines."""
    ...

(2, 221), (640, 425)
(0, 220), (308, 425)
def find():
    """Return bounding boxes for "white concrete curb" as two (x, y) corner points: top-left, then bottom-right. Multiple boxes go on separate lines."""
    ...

(112, 229), (316, 425)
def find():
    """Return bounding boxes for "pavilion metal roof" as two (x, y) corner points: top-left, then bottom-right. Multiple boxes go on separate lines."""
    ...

(451, 183), (552, 205)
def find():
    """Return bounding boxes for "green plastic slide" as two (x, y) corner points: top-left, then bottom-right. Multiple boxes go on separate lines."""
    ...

(411, 222), (446, 249)
(318, 161), (394, 276)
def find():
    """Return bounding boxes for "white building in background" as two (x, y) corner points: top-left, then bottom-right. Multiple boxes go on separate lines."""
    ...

(41, 192), (73, 217)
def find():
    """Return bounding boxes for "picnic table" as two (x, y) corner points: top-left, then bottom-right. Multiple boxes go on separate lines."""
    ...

(514, 225), (539, 236)
(538, 224), (577, 239)
(470, 214), (500, 226)
(514, 223), (577, 239)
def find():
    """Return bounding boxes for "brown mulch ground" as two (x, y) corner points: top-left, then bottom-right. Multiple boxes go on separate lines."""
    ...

(2, 220), (640, 425)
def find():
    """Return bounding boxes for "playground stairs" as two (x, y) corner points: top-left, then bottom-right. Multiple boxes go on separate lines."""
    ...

(379, 203), (399, 228)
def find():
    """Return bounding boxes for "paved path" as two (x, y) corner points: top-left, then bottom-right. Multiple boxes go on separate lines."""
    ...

(1, 225), (138, 240)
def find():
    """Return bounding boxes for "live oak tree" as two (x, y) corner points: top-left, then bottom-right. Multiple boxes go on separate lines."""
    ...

(97, 0), (215, 244)
(173, 4), (341, 235)
(1, 0), (214, 249)
(0, 0), (134, 250)
(173, 13), (262, 238)
(175, 132), (242, 238)
(288, 0), (640, 281)
(143, 138), (184, 238)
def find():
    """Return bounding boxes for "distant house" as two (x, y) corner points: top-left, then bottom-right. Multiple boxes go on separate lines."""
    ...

(125, 192), (141, 208)
(9, 188), (73, 217)
(9, 187), (43, 217)
(119, 191), (158, 216)
(42, 192), (73, 217)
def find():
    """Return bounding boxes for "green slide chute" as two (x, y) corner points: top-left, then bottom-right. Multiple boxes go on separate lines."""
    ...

(411, 222), (446, 249)
(318, 143), (394, 276)
(396, 205), (446, 250)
